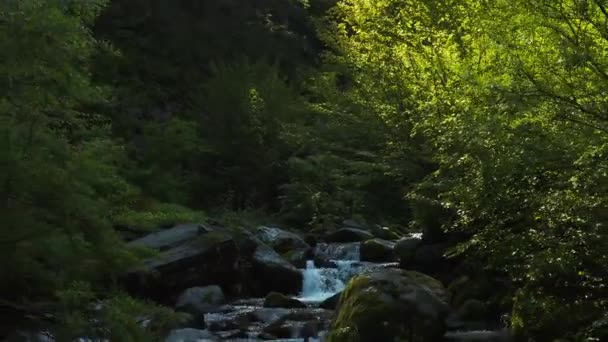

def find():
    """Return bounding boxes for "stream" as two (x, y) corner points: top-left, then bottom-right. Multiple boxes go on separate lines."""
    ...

(200, 242), (395, 341)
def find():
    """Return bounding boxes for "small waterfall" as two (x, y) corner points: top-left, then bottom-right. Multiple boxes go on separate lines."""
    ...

(299, 260), (347, 303)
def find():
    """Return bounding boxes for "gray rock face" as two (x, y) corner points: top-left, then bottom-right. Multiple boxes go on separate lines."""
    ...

(124, 227), (239, 302)
(176, 286), (226, 316)
(324, 228), (374, 243)
(128, 223), (210, 250)
(252, 244), (303, 295)
(165, 328), (216, 342)
(255, 226), (309, 254)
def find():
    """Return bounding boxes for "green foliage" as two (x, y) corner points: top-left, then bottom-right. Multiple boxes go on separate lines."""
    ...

(193, 60), (305, 209)
(6, 0), (608, 339)
(55, 282), (187, 341)
(319, 0), (608, 338)
(113, 202), (207, 232)
(0, 0), (138, 300)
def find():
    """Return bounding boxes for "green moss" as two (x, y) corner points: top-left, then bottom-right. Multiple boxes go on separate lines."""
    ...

(403, 271), (447, 301)
(328, 276), (405, 342)
(113, 202), (206, 231)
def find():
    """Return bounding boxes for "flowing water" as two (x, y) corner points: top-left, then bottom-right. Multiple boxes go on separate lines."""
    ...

(298, 260), (347, 303)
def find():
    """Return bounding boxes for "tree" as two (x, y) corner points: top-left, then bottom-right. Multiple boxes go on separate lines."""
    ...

(0, 1), (182, 338)
(319, 0), (608, 339)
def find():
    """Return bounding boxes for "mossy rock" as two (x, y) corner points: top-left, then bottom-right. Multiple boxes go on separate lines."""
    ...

(327, 269), (449, 342)
(360, 238), (396, 262)
(263, 292), (306, 309)
(281, 249), (309, 268)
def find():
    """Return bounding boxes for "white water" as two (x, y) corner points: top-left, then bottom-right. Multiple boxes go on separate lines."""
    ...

(298, 260), (359, 304)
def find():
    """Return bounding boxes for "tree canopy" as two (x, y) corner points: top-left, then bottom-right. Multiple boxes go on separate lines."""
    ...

(1, 0), (606, 340)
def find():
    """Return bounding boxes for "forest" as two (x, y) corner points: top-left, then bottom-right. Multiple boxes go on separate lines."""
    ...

(1, 0), (607, 341)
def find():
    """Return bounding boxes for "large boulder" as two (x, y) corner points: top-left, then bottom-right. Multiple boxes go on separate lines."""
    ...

(360, 238), (396, 262)
(175, 286), (225, 317)
(394, 236), (422, 267)
(263, 292), (306, 309)
(282, 248), (310, 269)
(327, 269), (449, 342)
(325, 228), (374, 243)
(252, 244), (303, 295)
(255, 226), (309, 254)
(125, 225), (239, 303)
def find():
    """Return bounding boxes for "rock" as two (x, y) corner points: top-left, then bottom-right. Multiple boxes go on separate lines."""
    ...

(251, 308), (291, 324)
(414, 243), (447, 266)
(301, 320), (322, 339)
(282, 248), (309, 269)
(585, 313), (608, 342)
(252, 244), (303, 295)
(444, 329), (511, 341)
(314, 253), (337, 268)
(255, 226), (309, 254)
(342, 219), (367, 230)
(455, 299), (489, 321)
(314, 242), (361, 261)
(264, 292), (307, 308)
(125, 228), (240, 303)
(405, 269), (449, 302)
(285, 308), (334, 322)
(394, 236), (422, 267)
(3, 331), (55, 342)
(214, 329), (245, 339)
(128, 223), (209, 250)
(320, 292), (341, 310)
(263, 319), (320, 339)
(304, 233), (319, 247)
(360, 238), (396, 262)
(204, 310), (250, 332)
(371, 225), (402, 240)
(175, 286), (225, 317)
(327, 268), (449, 342)
(165, 328), (216, 342)
(325, 228), (374, 243)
